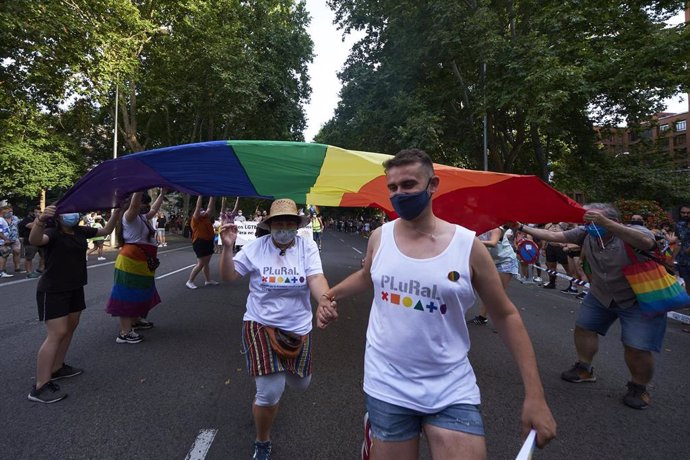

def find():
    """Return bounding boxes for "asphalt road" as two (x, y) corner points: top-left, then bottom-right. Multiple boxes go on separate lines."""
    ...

(1, 231), (689, 459)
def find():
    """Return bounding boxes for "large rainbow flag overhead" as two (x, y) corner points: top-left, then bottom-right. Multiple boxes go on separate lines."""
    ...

(56, 140), (584, 234)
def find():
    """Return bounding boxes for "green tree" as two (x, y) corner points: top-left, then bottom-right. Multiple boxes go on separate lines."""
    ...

(318, 0), (690, 181)
(0, 103), (82, 199)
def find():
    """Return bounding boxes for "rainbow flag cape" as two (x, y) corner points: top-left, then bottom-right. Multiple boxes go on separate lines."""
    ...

(56, 140), (584, 234)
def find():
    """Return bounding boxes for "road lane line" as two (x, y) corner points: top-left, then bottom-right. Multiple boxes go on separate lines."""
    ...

(0, 246), (194, 288)
(155, 264), (195, 280)
(185, 429), (218, 460)
(351, 247), (363, 254)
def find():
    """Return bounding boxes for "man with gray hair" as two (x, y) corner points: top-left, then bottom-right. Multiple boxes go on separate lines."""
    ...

(516, 203), (663, 410)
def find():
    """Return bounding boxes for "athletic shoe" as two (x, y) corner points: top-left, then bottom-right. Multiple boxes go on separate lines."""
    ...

(533, 276), (542, 284)
(623, 381), (650, 409)
(543, 282), (555, 289)
(185, 281), (197, 289)
(15, 269), (27, 273)
(361, 412), (372, 460)
(466, 315), (488, 326)
(204, 280), (219, 286)
(132, 320), (154, 331)
(560, 287), (579, 294)
(162, 243), (167, 247)
(575, 291), (587, 300)
(28, 381), (67, 403)
(51, 363), (83, 381)
(252, 440), (272, 460)
(0, 271), (14, 278)
(116, 330), (143, 344)
(97, 257), (106, 261)
(561, 362), (596, 383)
(26, 272), (41, 279)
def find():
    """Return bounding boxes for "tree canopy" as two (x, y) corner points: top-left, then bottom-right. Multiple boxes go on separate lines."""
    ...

(316, 0), (690, 201)
(1, 0), (313, 201)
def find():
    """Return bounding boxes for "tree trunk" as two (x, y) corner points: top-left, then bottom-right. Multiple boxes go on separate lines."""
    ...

(531, 125), (548, 181)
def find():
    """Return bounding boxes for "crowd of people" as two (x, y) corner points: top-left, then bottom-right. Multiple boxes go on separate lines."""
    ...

(5, 147), (690, 459)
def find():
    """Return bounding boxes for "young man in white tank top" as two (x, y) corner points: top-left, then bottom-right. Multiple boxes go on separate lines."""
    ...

(317, 149), (556, 460)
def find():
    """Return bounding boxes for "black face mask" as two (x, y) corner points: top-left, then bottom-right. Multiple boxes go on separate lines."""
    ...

(680, 216), (690, 222)
(629, 221), (644, 226)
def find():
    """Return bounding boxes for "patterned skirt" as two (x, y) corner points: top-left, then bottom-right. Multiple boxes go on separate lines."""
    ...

(242, 320), (312, 378)
(105, 243), (161, 317)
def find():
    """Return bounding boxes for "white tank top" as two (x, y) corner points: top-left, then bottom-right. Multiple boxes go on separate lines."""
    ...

(122, 214), (156, 246)
(364, 220), (480, 411)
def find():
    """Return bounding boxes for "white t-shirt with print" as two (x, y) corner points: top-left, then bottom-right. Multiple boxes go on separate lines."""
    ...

(233, 235), (323, 335)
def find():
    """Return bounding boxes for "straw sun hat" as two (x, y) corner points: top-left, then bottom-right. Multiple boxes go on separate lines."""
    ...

(257, 198), (310, 230)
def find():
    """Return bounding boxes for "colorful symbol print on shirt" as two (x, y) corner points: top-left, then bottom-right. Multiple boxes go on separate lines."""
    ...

(381, 291), (447, 314)
(261, 275), (306, 289)
(447, 271), (460, 281)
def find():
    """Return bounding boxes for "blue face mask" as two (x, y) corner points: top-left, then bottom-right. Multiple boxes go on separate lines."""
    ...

(4, 211), (13, 218)
(60, 213), (80, 227)
(390, 179), (432, 221)
(585, 224), (607, 238)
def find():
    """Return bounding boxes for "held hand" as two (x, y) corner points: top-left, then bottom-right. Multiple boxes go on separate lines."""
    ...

(316, 297), (338, 329)
(583, 210), (610, 227)
(521, 397), (557, 449)
(40, 206), (57, 222)
(219, 223), (238, 246)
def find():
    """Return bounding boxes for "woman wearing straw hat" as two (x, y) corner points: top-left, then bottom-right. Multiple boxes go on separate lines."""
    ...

(219, 198), (331, 460)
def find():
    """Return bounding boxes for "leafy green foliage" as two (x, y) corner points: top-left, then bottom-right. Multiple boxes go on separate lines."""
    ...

(319, 0), (690, 183)
(0, 103), (82, 200)
(1, 0), (314, 199)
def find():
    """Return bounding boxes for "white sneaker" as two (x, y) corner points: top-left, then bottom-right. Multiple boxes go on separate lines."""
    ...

(97, 257), (106, 261)
(0, 271), (13, 278)
(205, 280), (219, 286)
(185, 281), (197, 289)
(533, 276), (542, 283)
(162, 243), (167, 247)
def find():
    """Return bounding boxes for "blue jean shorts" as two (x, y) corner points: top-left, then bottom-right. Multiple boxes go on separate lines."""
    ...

(496, 257), (518, 275)
(576, 293), (667, 352)
(365, 394), (484, 442)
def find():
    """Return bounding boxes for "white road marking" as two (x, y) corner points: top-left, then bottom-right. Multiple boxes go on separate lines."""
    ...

(185, 429), (218, 460)
(0, 246), (193, 288)
(351, 247), (363, 254)
(155, 264), (195, 280)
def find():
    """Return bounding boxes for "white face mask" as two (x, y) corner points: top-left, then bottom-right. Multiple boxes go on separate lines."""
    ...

(271, 229), (297, 245)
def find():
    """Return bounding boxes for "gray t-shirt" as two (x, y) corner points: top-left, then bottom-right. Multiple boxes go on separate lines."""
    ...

(563, 225), (655, 309)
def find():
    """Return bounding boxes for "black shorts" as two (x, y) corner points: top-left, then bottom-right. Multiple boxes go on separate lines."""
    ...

(192, 239), (214, 258)
(36, 288), (86, 321)
(545, 245), (569, 265)
(22, 244), (39, 260)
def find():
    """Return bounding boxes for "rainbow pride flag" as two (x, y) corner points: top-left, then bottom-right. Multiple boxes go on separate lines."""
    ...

(57, 140), (584, 234)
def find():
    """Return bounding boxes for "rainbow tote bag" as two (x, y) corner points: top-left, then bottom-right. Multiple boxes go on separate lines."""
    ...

(622, 244), (690, 317)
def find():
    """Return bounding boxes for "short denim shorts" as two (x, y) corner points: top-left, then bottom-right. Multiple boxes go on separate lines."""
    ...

(576, 293), (667, 352)
(496, 257), (518, 275)
(365, 394), (485, 442)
